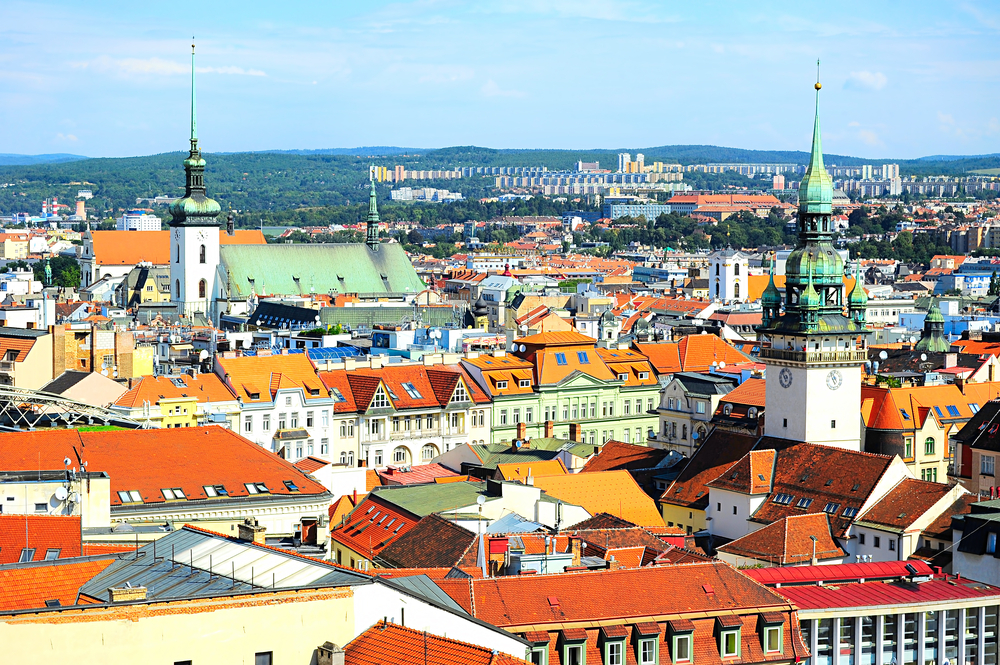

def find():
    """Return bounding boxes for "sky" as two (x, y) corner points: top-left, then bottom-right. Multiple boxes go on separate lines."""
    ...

(1, 0), (999, 159)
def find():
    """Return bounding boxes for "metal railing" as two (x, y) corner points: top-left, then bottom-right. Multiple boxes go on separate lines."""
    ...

(760, 348), (867, 363)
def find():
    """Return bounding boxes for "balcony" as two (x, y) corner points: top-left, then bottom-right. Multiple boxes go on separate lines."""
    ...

(760, 348), (867, 364)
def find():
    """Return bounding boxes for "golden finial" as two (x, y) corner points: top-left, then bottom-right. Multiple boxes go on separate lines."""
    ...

(815, 59), (821, 90)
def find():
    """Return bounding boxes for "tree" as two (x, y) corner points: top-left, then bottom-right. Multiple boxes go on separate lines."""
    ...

(990, 271), (1000, 297)
(34, 256), (81, 288)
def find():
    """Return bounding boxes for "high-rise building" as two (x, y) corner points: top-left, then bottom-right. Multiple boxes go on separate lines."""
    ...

(757, 77), (870, 452)
(618, 153), (631, 173)
(168, 44), (222, 321)
(773, 174), (785, 190)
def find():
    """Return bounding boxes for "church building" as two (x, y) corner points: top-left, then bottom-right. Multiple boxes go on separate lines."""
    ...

(756, 74), (870, 451)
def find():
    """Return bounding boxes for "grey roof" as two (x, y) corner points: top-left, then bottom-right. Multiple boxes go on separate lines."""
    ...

(0, 326), (49, 338)
(378, 575), (468, 614)
(671, 371), (737, 396)
(79, 527), (369, 602)
(371, 481), (491, 517)
(486, 513), (546, 535)
(41, 370), (91, 395)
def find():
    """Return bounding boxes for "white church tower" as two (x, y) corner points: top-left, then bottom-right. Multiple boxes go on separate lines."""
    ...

(709, 248), (749, 302)
(757, 66), (870, 451)
(168, 43), (222, 321)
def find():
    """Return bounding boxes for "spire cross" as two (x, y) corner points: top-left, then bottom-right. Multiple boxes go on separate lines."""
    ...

(190, 39), (198, 146)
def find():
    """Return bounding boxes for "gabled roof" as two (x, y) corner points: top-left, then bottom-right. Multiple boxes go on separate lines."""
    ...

(707, 449), (775, 495)
(216, 353), (328, 404)
(376, 514), (477, 569)
(717, 513), (846, 565)
(634, 335), (753, 374)
(330, 493), (419, 559)
(379, 463), (460, 486)
(660, 430), (759, 510)
(862, 383), (1000, 432)
(495, 459), (567, 482)
(115, 372), (237, 408)
(295, 456), (330, 474)
(435, 562), (790, 629)
(88, 229), (265, 266)
(0, 558), (116, 611)
(922, 493), (978, 540)
(953, 398), (1000, 450)
(580, 440), (669, 474)
(344, 620), (531, 665)
(0, 515), (82, 564)
(0, 426), (328, 507)
(719, 377), (767, 407)
(531, 471), (663, 528)
(856, 478), (957, 531)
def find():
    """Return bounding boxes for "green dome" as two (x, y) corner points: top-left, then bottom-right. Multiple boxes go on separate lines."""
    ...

(785, 245), (844, 283)
(169, 193), (221, 220)
(925, 299), (945, 323)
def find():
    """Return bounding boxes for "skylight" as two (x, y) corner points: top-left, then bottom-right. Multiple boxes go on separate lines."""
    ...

(946, 405), (960, 417)
(330, 388), (346, 403)
(577, 352), (589, 364)
(401, 382), (423, 399)
(772, 493), (794, 505)
(823, 502), (840, 514)
(795, 497), (813, 509)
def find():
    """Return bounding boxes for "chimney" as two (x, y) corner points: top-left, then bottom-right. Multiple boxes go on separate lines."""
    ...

(570, 536), (582, 566)
(544, 420), (554, 438)
(517, 421), (527, 441)
(569, 423), (582, 442)
(108, 584), (147, 603)
(944, 353), (957, 369)
(316, 642), (345, 665)
(238, 517), (266, 545)
(607, 555), (620, 571)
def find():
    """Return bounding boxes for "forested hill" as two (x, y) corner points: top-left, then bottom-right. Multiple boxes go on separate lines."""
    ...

(1, 145), (997, 216)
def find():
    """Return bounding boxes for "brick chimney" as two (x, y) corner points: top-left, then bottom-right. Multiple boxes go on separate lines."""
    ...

(544, 420), (554, 438)
(607, 555), (620, 571)
(570, 536), (582, 566)
(316, 642), (345, 665)
(108, 584), (147, 603)
(569, 423), (583, 442)
(517, 421), (527, 440)
(238, 517), (266, 545)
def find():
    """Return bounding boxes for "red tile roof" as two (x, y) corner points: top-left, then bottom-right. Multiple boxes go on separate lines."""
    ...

(295, 456), (330, 474)
(330, 493), (418, 560)
(716, 513), (846, 565)
(216, 353), (329, 404)
(856, 478), (956, 530)
(707, 449), (775, 495)
(0, 558), (116, 611)
(379, 463), (460, 486)
(344, 620), (531, 665)
(376, 514), (476, 569)
(660, 430), (759, 510)
(719, 377), (766, 407)
(0, 336), (36, 363)
(634, 336), (752, 374)
(0, 426), (328, 507)
(373, 567), (483, 580)
(0, 515), (82, 563)
(115, 372), (236, 408)
(435, 562), (791, 629)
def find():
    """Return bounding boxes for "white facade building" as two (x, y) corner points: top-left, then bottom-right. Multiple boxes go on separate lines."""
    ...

(709, 249), (749, 302)
(116, 211), (162, 231)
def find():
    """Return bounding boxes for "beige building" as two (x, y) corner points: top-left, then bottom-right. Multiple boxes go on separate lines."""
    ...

(0, 326), (54, 389)
(652, 372), (735, 456)
(0, 233), (29, 260)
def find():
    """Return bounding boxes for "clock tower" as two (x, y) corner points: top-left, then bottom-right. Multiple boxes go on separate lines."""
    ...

(757, 65), (870, 451)
(169, 43), (222, 321)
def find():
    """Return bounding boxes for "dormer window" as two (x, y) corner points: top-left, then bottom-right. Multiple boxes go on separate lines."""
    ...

(669, 619), (695, 664)
(495, 380), (508, 390)
(518, 379), (530, 388)
(618, 373), (628, 381)
(450, 381), (470, 403)
(760, 614), (784, 654)
(717, 617), (741, 658)
(638, 372), (649, 380)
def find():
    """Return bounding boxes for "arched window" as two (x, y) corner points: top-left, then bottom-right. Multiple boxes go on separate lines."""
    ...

(421, 444), (438, 461)
(175, 245), (180, 263)
(715, 283), (720, 297)
(715, 263), (720, 275)
(734, 281), (741, 299)
(924, 437), (935, 456)
(175, 279), (180, 297)
(198, 279), (207, 299)
(749, 407), (758, 419)
(199, 244), (206, 264)
(392, 446), (409, 464)
(734, 262), (740, 275)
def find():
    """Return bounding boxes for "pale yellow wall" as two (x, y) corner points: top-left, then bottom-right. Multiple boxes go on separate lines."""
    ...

(660, 502), (704, 535)
(0, 588), (355, 665)
(16, 333), (53, 390)
(131, 345), (155, 377)
(160, 397), (198, 428)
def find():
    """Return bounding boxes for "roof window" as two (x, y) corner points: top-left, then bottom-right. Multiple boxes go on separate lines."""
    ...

(772, 493), (794, 505)
(577, 351), (590, 364)
(204, 484), (228, 497)
(161, 488), (186, 500)
(900, 409), (911, 420)
(495, 380), (508, 389)
(618, 373), (629, 381)
(401, 382), (423, 399)
(934, 406), (944, 418)
(555, 353), (568, 365)
(330, 388), (346, 403)
(795, 497), (813, 509)
(842, 506), (859, 518)
(851, 483), (860, 492)
(44, 548), (61, 561)
(283, 480), (300, 492)
(244, 482), (269, 494)
(970, 403), (981, 414)
(823, 502), (840, 514)
(118, 490), (143, 503)
(946, 405), (960, 417)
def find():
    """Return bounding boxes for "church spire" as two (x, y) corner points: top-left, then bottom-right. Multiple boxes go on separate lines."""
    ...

(798, 60), (834, 221)
(190, 40), (198, 148)
(365, 174), (380, 250)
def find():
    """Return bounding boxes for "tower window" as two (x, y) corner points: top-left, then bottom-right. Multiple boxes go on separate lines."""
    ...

(175, 279), (180, 297)
(198, 279), (207, 299)
(175, 244), (180, 263)
(199, 244), (206, 264)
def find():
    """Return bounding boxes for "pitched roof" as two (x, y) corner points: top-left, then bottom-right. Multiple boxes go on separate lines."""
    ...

(0, 558), (116, 611)
(716, 513), (846, 565)
(295, 456), (330, 474)
(719, 377), (767, 407)
(634, 336), (753, 374)
(379, 463), (461, 486)
(922, 493), (978, 540)
(376, 514), (476, 569)
(89, 229), (265, 266)
(0, 426), (328, 507)
(115, 372), (237, 408)
(862, 383), (1000, 432)
(435, 562), (790, 629)
(856, 478), (956, 530)
(330, 493), (419, 560)
(0, 515), (82, 563)
(660, 430), (760, 510)
(216, 353), (328, 403)
(707, 449), (775, 495)
(531, 471), (664, 527)
(495, 459), (567, 482)
(344, 620), (531, 665)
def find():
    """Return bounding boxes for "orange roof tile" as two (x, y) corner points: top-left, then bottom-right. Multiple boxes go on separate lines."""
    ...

(344, 620), (531, 665)
(115, 373), (236, 408)
(719, 378), (766, 407)
(0, 558), (116, 611)
(89, 229), (265, 266)
(717, 513), (845, 565)
(295, 456), (330, 474)
(634, 335), (752, 374)
(216, 353), (328, 403)
(532, 471), (664, 527)
(495, 459), (568, 482)
(0, 336), (35, 363)
(0, 515), (82, 563)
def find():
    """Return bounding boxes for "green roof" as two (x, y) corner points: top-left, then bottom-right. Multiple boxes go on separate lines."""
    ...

(320, 306), (457, 329)
(220, 243), (425, 299)
(471, 444), (559, 469)
(372, 481), (489, 517)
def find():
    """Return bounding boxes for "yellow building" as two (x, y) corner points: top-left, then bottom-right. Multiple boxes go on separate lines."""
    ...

(112, 373), (240, 428)
(0, 234), (28, 260)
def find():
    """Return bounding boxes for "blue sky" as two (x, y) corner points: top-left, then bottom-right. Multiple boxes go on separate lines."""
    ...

(1, 0), (998, 159)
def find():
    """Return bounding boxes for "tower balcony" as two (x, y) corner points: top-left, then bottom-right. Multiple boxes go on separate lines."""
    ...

(760, 348), (867, 364)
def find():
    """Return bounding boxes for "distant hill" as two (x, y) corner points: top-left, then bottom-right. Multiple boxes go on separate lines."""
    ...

(0, 153), (88, 166)
(245, 147), (422, 157)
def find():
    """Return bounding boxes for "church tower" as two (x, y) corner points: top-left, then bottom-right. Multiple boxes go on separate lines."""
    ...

(169, 43), (222, 321)
(758, 65), (870, 451)
(365, 176), (381, 251)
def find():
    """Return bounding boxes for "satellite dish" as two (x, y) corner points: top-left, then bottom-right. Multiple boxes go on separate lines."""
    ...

(519, 345), (526, 352)
(879, 351), (888, 360)
(509, 343), (516, 352)
(70, 492), (81, 503)
(63, 457), (71, 467)
(476, 495), (487, 506)
(909, 336), (917, 344)
(54, 487), (68, 501)
(718, 361), (726, 369)
(920, 353), (928, 362)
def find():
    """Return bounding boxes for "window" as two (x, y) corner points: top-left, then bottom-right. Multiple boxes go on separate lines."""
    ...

(198, 279), (206, 299)
(721, 629), (740, 658)
(278, 413), (287, 430)
(925, 437), (935, 455)
(889, 539), (896, 551)
(321, 410), (329, 427)
(764, 625), (783, 653)
(842, 506), (859, 518)
(262, 414), (271, 431)
(117, 490), (143, 503)
(18, 548), (35, 562)
(831, 419), (836, 428)
(555, 353), (568, 365)
(823, 502), (840, 514)
(564, 644), (583, 665)
(673, 633), (692, 662)
(244, 415), (253, 433)
(285, 396), (292, 406)
(244, 482), (269, 494)
(772, 493), (794, 505)
(330, 388), (346, 403)
(204, 484), (228, 497)
(526, 407), (534, 423)
(514, 408), (521, 423)
(199, 244), (206, 264)
(904, 438), (913, 458)
(371, 387), (391, 409)
(946, 405), (960, 417)
(874, 536), (881, 548)
(623, 401), (631, 416)
(500, 409), (508, 425)
(529, 647), (547, 665)
(639, 638), (658, 665)
(290, 412), (299, 428)
(496, 380), (508, 390)
(591, 402), (597, 417)
(577, 351), (590, 364)
(984, 455), (996, 476)
(34, 502), (47, 512)
(859, 533), (866, 545)
(795, 497), (813, 509)
(255, 653), (273, 665)
(43, 548), (60, 561)
(988, 532), (997, 554)
(373, 449), (383, 466)
(422, 444), (437, 461)
(606, 641), (623, 665)
(638, 372), (649, 380)
(175, 279), (180, 297)
(971, 403), (981, 414)
(306, 411), (314, 427)
(696, 401), (706, 414)
(618, 373), (628, 381)
(518, 379), (531, 388)
(161, 488), (186, 500)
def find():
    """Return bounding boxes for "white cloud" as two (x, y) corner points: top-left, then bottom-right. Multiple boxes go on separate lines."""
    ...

(858, 129), (882, 146)
(938, 112), (955, 125)
(848, 121), (860, 127)
(54, 133), (78, 142)
(844, 71), (887, 91)
(481, 79), (525, 98)
(74, 56), (265, 77)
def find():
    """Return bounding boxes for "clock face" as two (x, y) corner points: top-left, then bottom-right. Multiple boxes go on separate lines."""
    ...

(173, 228), (179, 239)
(196, 229), (208, 241)
(827, 369), (843, 391)
(779, 368), (793, 389)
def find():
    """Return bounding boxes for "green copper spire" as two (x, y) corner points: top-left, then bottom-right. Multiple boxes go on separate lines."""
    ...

(798, 60), (834, 217)
(169, 40), (221, 227)
(366, 175), (380, 250)
(915, 298), (949, 353)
